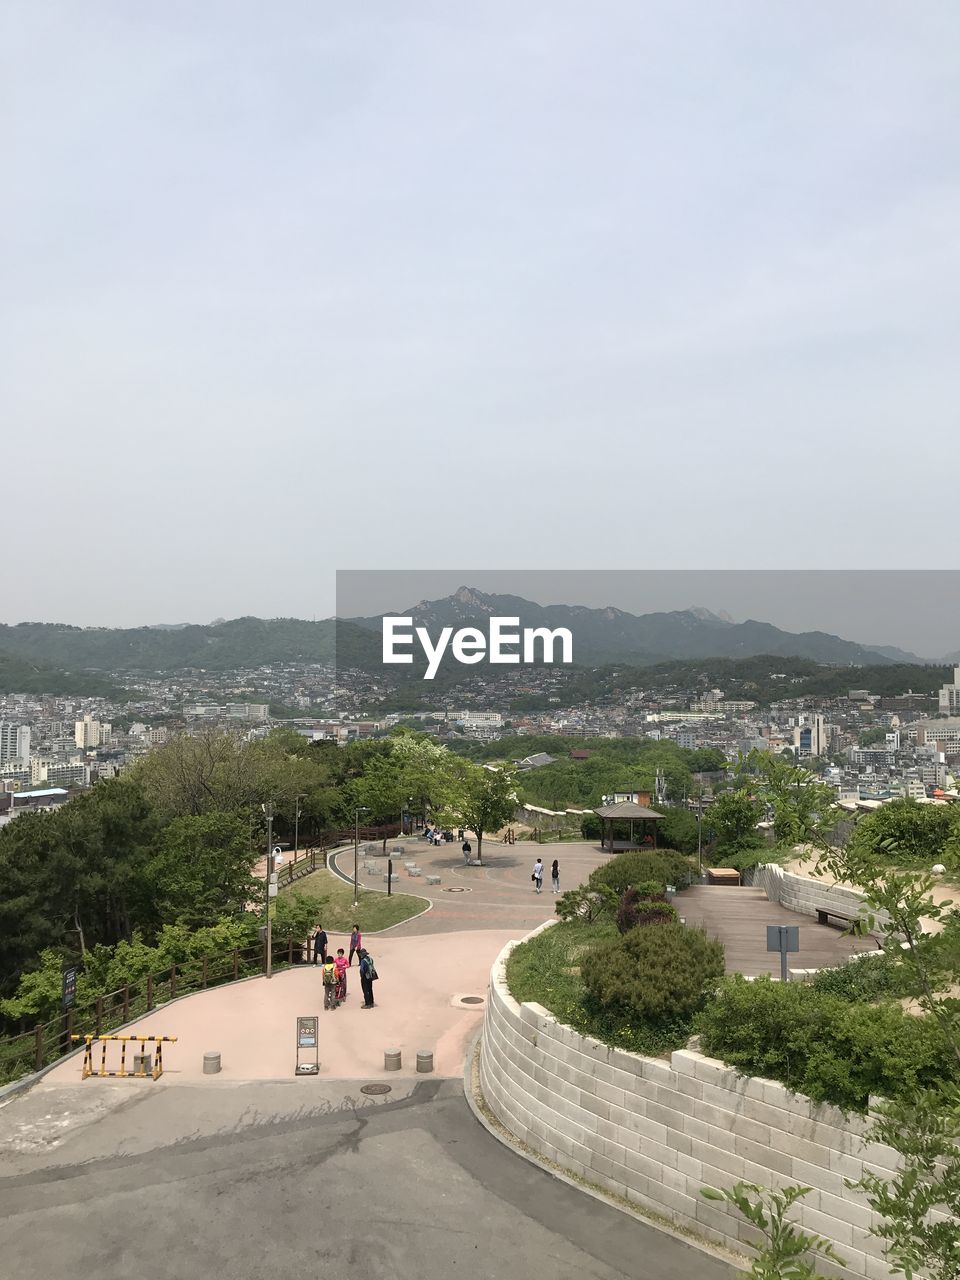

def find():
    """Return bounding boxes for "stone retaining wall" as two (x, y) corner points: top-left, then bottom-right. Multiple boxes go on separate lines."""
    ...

(479, 934), (903, 1280)
(750, 863), (893, 933)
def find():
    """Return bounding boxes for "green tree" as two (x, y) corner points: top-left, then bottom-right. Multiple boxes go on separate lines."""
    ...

(703, 788), (763, 860)
(144, 812), (258, 928)
(443, 763), (516, 863)
(700, 1183), (845, 1280)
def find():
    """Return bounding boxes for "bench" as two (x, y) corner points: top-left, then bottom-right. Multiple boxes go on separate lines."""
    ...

(816, 907), (854, 930)
(707, 868), (741, 886)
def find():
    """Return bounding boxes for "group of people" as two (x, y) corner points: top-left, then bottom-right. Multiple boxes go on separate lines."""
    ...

(531, 858), (560, 894)
(312, 922), (378, 1010)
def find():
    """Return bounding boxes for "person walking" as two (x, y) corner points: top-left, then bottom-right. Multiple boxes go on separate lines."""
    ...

(462, 838), (472, 864)
(334, 948), (349, 1003)
(532, 857), (544, 894)
(551, 859), (560, 894)
(322, 955), (338, 1010)
(313, 924), (328, 965)
(358, 948), (377, 1008)
(348, 924), (361, 967)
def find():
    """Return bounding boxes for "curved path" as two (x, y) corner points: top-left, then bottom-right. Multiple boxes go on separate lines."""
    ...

(0, 1078), (736, 1279)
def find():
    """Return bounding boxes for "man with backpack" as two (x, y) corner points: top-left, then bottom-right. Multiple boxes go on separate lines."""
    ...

(358, 948), (377, 1009)
(321, 956), (338, 1010)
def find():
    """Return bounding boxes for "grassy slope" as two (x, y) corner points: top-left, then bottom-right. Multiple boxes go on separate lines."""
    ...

(284, 866), (428, 933)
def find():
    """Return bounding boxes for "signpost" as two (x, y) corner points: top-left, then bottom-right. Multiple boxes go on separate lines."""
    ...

(60, 964), (78, 1055)
(296, 1015), (319, 1075)
(766, 924), (800, 983)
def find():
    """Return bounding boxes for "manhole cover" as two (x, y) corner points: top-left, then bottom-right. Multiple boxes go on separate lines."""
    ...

(443, 886), (471, 893)
(461, 996), (483, 1004)
(360, 1084), (392, 1095)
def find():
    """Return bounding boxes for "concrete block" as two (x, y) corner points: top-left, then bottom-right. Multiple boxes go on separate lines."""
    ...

(789, 1156), (847, 1197)
(593, 1079), (625, 1109)
(699, 1150), (747, 1182)
(733, 1133), (794, 1176)
(796, 1204), (855, 1248)
(813, 1188), (873, 1232)
(407, 867), (422, 876)
(426, 875), (441, 885)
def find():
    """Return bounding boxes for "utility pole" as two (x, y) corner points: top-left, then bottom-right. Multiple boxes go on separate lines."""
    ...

(354, 806), (368, 908)
(263, 802), (274, 979)
(696, 772), (703, 878)
(293, 793), (306, 864)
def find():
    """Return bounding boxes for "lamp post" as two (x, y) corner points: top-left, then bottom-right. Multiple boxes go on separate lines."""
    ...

(263, 802), (274, 979)
(354, 806), (369, 908)
(293, 792), (306, 863)
(696, 773), (704, 879)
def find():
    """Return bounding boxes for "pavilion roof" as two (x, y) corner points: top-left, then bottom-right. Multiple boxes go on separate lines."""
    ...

(594, 802), (663, 820)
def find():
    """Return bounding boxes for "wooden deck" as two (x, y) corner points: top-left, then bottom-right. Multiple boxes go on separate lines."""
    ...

(677, 885), (878, 977)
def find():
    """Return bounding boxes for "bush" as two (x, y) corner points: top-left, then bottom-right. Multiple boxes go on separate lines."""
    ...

(697, 975), (959, 1112)
(655, 806), (700, 854)
(616, 889), (677, 934)
(583, 922), (724, 1024)
(588, 850), (695, 897)
(811, 952), (918, 1003)
(580, 814), (602, 840)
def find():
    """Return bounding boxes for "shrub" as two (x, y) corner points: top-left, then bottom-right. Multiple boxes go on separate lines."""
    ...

(580, 814), (602, 840)
(583, 922), (724, 1025)
(696, 975), (959, 1112)
(811, 952), (918, 1003)
(588, 850), (695, 897)
(616, 889), (678, 934)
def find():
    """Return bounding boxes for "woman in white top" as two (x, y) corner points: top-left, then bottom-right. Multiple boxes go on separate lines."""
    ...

(532, 858), (544, 893)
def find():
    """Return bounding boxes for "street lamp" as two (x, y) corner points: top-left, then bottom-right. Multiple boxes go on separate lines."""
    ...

(262, 802), (275, 979)
(696, 772), (704, 878)
(354, 806), (369, 908)
(293, 793), (306, 862)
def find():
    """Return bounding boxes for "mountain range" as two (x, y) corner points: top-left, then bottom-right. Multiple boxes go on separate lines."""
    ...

(0, 588), (951, 679)
(347, 587), (936, 669)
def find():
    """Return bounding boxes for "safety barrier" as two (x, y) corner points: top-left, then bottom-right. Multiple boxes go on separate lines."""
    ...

(72, 1034), (177, 1081)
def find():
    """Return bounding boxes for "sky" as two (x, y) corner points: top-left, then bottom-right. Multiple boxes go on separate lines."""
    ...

(3, 3), (959, 631)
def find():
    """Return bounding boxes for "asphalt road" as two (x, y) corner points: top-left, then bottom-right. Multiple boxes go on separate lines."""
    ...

(0, 1080), (738, 1280)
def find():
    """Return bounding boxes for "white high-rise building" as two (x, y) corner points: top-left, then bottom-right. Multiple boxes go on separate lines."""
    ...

(0, 722), (31, 767)
(939, 667), (960, 717)
(75, 716), (111, 749)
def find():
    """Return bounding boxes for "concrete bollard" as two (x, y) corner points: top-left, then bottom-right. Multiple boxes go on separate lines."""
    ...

(416, 1049), (434, 1074)
(384, 1048), (401, 1071)
(426, 875), (441, 885)
(203, 1051), (221, 1075)
(133, 1053), (152, 1074)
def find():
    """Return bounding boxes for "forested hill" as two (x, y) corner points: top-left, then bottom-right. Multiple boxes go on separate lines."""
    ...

(0, 654), (125, 699)
(0, 619), (379, 673)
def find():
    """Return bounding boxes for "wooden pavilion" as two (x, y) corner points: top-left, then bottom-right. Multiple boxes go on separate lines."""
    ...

(594, 801), (663, 852)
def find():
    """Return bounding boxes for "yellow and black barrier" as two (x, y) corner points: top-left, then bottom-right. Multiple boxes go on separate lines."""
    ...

(71, 1034), (178, 1081)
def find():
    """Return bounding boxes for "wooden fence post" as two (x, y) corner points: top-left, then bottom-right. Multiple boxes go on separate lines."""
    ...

(287, 938), (293, 965)
(122, 986), (129, 1022)
(146, 974), (154, 1012)
(95, 996), (103, 1038)
(202, 956), (208, 989)
(311, 849), (316, 872)
(34, 1024), (44, 1071)
(170, 964), (177, 999)
(232, 948), (239, 980)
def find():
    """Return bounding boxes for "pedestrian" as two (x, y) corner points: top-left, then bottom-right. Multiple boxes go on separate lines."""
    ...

(348, 923), (361, 967)
(532, 857), (544, 893)
(359, 947), (377, 1008)
(322, 955), (338, 1010)
(313, 924), (327, 965)
(551, 859), (560, 894)
(334, 947), (349, 1002)
(462, 839), (472, 864)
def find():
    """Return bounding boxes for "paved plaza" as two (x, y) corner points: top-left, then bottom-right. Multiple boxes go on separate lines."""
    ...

(0, 839), (877, 1279)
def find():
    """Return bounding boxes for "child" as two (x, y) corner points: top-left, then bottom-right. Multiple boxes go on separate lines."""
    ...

(334, 947), (349, 1003)
(322, 956), (338, 1010)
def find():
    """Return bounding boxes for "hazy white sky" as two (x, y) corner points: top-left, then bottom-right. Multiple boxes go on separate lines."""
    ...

(3, 2), (958, 628)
